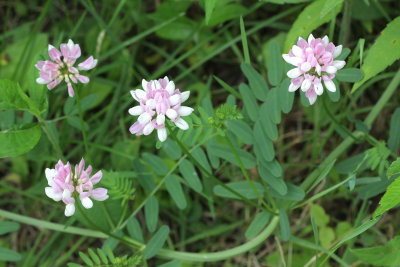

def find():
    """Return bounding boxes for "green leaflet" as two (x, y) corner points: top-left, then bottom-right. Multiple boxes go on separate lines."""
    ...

(387, 158), (400, 178)
(0, 124), (42, 158)
(179, 159), (203, 193)
(145, 196), (159, 232)
(213, 181), (264, 200)
(352, 16), (400, 92)
(267, 39), (284, 86)
(279, 209), (291, 241)
(165, 174), (187, 210)
(144, 226), (170, 259)
(228, 120), (254, 145)
(204, 0), (217, 25)
(0, 79), (41, 117)
(240, 64), (269, 101)
(284, 0), (343, 52)
(239, 83), (258, 121)
(336, 68), (364, 83)
(388, 109), (400, 152)
(127, 217), (144, 243)
(352, 236), (400, 266)
(245, 212), (271, 239)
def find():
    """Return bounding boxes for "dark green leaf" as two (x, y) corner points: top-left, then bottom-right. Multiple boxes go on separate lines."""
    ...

(279, 209), (291, 241)
(228, 120), (254, 145)
(165, 174), (187, 210)
(0, 247), (22, 262)
(179, 159), (203, 193)
(267, 40), (283, 86)
(239, 83), (258, 121)
(388, 109), (400, 152)
(145, 196), (159, 232)
(336, 68), (363, 82)
(245, 212), (271, 239)
(213, 181), (264, 200)
(144, 225), (170, 259)
(0, 221), (20, 235)
(127, 217), (144, 243)
(241, 64), (268, 101)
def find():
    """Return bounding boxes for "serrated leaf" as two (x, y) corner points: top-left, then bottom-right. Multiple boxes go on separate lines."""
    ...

(387, 158), (400, 178)
(179, 159), (203, 193)
(241, 64), (268, 101)
(374, 177), (400, 217)
(213, 181), (264, 200)
(336, 68), (364, 82)
(245, 212), (271, 239)
(144, 225), (170, 259)
(0, 124), (41, 158)
(145, 196), (159, 232)
(352, 16), (400, 92)
(165, 174), (187, 210)
(284, 0), (343, 52)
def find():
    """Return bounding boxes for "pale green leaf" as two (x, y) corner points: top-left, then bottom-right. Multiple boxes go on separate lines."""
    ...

(213, 181), (264, 200)
(0, 124), (41, 158)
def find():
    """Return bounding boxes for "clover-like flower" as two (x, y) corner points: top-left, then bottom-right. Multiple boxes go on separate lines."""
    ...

(35, 39), (97, 97)
(129, 77), (193, 142)
(45, 159), (108, 217)
(282, 34), (346, 105)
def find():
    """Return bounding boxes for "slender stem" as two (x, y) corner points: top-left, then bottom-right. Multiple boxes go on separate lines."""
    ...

(0, 208), (279, 262)
(301, 68), (400, 191)
(224, 135), (275, 213)
(166, 124), (265, 211)
(75, 88), (90, 160)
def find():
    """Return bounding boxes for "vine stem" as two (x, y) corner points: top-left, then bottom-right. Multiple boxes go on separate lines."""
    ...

(0, 208), (279, 262)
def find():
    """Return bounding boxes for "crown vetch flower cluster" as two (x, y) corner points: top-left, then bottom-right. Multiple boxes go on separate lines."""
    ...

(45, 159), (108, 216)
(129, 77), (193, 142)
(36, 39), (97, 97)
(282, 34), (346, 105)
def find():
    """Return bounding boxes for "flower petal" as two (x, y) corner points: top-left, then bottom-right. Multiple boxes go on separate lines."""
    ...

(157, 127), (167, 142)
(81, 197), (93, 209)
(178, 106), (193, 116)
(287, 68), (302, 79)
(324, 79), (336, 92)
(129, 106), (144, 116)
(64, 203), (75, 217)
(175, 118), (189, 130)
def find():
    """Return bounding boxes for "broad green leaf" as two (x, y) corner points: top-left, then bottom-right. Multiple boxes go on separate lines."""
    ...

(213, 181), (264, 200)
(264, 88), (281, 124)
(0, 124), (41, 158)
(279, 209), (291, 241)
(320, 0), (344, 18)
(262, 0), (309, 3)
(0, 221), (20, 235)
(239, 83), (258, 121)
(179, 159), (203, 193)
(352, 16), (400, 92)
(374, 175), (400, 217)
(0, 79), (40, 117)
(267, 40), (283, 86)
(310, 204), (329, 227)
(319, 227), (335, 248)
(228, 120), (254, 145)
(253, 121), (275, 161)
(352, 236), (400, 266)
(0, 247), (22, 262)
(144, 225), (170, 259)
(269, 183), (305, 201)
(388, 109), (400, 152)
(207, 142), (256, 169)
(142, 153), (168, 175)
(245, 212), (271, 239)
(207, 4), (247, 27)
(387, 158), (400, 178)
(279, 79), (294, 114)
(284, 0), (343, 52)
(205, 0), (217, 25)
(263, 160), (283, 177)
(259, 165), (287, 195)
(336, 68), (363, 82)
(145, 196), (159, 232)
(165, 174), (187, 210)
(127, 217), (144, 243)
(191, 147), (212, 173)
(241, 64), (268, 101)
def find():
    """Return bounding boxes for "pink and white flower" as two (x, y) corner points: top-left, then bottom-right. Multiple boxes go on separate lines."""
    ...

(282, 34), (346, 105)
(35, 39), (97, 97)
(45, 159), (108, 217)
(129, 77), (193, 142)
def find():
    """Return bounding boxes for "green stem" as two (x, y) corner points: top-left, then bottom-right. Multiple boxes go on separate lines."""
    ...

(301, 68), (400, 191)
(224, 135), (275, 213)
(75, 89), (90, 160)
(39, 117), (65, 161)
(166, 124), (265, 211)
(0, 208), (279, 262)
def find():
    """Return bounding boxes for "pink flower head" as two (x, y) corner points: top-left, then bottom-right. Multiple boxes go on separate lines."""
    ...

(282, 34), (346, 105)
(45, 158), (108, 217)
(35, 39), (97, 97)
(129, 77), (193, 142)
